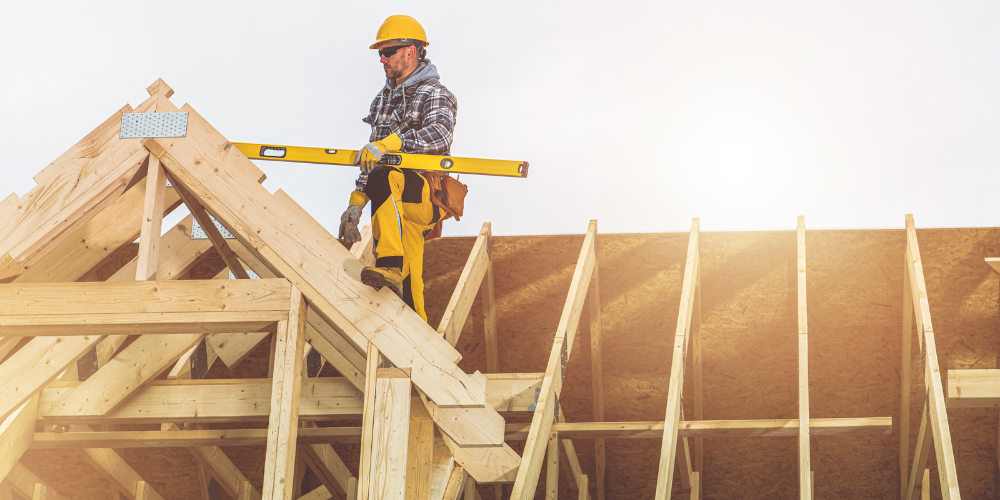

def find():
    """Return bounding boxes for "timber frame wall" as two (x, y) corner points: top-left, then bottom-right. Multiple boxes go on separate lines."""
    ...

(0, 80), (993, 499)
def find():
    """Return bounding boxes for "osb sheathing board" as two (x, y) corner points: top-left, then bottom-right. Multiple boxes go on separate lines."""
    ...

(12, 227), (1000, 499)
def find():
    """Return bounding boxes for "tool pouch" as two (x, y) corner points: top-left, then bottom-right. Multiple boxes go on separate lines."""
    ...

(422, 171), (468, 240)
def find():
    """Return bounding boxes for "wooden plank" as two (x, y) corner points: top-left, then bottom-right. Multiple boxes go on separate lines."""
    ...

(796, 216), (811, 499)
(556, 405), (584, 490)
(510, 221), (597, 499)
(39, 374), (530, 424)
(31, 416), (893, 449)
(351, 225), (375, 265)
(587, 236), (605, 500)
(303, 441), (354, 499)
(45, 333), (203, 417)
(0, 335), (103, 421)
(691, 259), (703, 500)
(206, 331), (270, 368)
(4, 463), (67, 500)
(437, 224), (491, 345)
(78, 442), (165, 500)
(189, 443), (262, 499)
(0, 398), (38, 483)
(0, 279), (292, 316)
(367, 369), (412, 500)
(405, 401), (434, 500)
(135, 155), (167, 280)
(507, 418), (893, 439)
(31, 483), (47, 500)
(33, 426), (365, 448)
(985, 257), (1000, 275)
(0, 313), (279, 336)
(946, 369), (1000, 407)
(545, 433), (559, 500)
(654, 219), (699, 500)
(357, 343), (381, 499)
(577, 474), (589, 500)
(479, 224), (499, 373)
(901, 244), (913, 500)
(904, 214), (961, 499)
(13, 178), (181, 284)
(442, 468), (466, 500)
(300, 485), (333, 500)
(905, 403), (933, 500)
(0, 147), (148, 277)
(429, 432), (458, 500)
(262, 287), (307, 500)
(108, 215), (212, 283)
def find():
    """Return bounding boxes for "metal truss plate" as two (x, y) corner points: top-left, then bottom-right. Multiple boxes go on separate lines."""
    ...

(191, 215), (235, 240)
(120, 112), (189, 138)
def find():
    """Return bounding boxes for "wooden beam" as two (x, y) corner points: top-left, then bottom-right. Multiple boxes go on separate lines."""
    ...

(189, 441), (262, 499)
(904, 214), (960, 499)
(437, 223), (491, 345)
(169, 176), (251, 279)
(797, 216), (811, 499)
(358, 343), (380, 498)
(46, 334), (203, 417)
(30, 416), (894, 449)
(365, 368), (412, 500)
(479, 224), (499, 373)
(654, 219), (699, 500)
(262, 287), (308, 500)
(78, 444), (165, 500)
(0, 148), (148, 280)
(405, 401), (434, 500)
(13, 177), (181, 284)
(905, 403), (933, 500)
(510, 220), (598, 499)
(0, 397), (38, 483)
(587, 235), (606, 500)
(0, 278), (292, 317)
(3, 463), (66, 500)
(0, 335), (103, 422)
(985, 257), (1000, 275)
(900, 236), (913, 500)
(38, 374), (533, 424)
(945, 369), (1000, 407)
(135, 155), (167, 280)
(545, 433), (559, 500)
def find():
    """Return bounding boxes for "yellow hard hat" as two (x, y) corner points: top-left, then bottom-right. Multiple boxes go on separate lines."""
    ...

(370, 15), (429, 49)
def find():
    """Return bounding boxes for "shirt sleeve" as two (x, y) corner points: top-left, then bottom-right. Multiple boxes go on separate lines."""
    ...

(399, 86), (457, 155)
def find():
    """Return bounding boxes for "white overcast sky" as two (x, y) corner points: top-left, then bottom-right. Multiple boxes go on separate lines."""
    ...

(1, 1), (998, 236)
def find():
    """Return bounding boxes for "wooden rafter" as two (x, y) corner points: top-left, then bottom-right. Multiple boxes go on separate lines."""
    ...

(654, 219), (700, 499)
(510, 220), (598, 499)
(797, 216), (812, 498)
(901, 214), (960, 499)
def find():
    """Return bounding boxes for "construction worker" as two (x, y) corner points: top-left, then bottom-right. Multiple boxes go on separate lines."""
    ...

(338, 15), (458, 322)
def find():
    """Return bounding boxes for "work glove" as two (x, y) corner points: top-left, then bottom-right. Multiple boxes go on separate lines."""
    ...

(338, 205), (363, 248)
(357, 133), (402, 173)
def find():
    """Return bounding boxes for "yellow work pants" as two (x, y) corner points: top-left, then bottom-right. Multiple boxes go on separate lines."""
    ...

(363, 165), (441, 321)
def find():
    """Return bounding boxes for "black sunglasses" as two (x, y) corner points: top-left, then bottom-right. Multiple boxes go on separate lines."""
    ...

(378, 45), (411, 58)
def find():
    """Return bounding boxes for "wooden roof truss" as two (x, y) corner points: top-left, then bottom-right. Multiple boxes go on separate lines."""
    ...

(0, 80), (970, 499)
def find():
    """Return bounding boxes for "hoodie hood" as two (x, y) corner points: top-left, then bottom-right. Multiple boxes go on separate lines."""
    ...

(385, 60), (441, 94)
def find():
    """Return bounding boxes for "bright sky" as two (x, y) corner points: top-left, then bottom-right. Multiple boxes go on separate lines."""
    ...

(2, 1), (998, 236)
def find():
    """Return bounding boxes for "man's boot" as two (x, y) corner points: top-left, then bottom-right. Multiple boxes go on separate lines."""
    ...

(360, 266), (404, 299)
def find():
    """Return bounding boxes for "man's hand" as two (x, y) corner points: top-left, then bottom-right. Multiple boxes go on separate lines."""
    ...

(357, 133), (403, 173)
(338, 205), (364, 247)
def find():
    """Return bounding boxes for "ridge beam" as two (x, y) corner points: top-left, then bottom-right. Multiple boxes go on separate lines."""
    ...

(510, 220), (599, 499)
(654, 219), (700, 500)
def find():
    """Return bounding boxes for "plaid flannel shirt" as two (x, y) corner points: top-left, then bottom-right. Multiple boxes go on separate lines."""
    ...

(355, 61), (458, 192)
